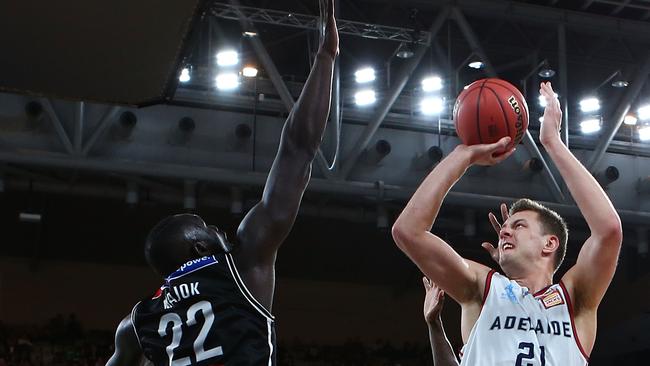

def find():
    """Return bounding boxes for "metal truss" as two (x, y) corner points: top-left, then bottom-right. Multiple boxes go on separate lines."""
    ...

(210, 2), (430, 44)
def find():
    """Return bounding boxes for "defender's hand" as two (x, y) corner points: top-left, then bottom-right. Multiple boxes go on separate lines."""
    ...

(481, 203), (509, 264)
(539, 82), (562, 147)
(423, 277), (445, 323)
(320, 0), (339, 58)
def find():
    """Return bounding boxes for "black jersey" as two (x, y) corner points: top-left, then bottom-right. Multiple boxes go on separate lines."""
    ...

(131, 254), (276, 366)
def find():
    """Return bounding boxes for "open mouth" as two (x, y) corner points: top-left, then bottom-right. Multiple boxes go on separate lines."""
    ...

(502, 243), (515, 251)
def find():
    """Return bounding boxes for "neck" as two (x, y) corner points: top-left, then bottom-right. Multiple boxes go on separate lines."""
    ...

(503, 261), (553, 294)
(510, 273), (553, 294)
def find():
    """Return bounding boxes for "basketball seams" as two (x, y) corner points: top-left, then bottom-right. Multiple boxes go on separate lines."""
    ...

(475, 80), (489, 144)
(455, 87), (481, 145)
(482, 85), (511, 142)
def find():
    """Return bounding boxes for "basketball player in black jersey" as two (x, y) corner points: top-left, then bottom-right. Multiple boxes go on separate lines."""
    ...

(107, 1), (338, 365)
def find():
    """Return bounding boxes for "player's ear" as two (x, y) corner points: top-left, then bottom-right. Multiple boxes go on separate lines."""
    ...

(194, 241), (211, 256)
(542, 235), (559, 255)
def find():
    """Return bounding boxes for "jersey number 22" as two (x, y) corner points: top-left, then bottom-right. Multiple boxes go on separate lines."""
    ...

(158, 300), (223, 365)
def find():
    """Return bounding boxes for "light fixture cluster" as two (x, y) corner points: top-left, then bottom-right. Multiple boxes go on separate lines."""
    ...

(179, 48), (259, 90)
(420, 75), (444, 116)
(354, 67), (377, 106)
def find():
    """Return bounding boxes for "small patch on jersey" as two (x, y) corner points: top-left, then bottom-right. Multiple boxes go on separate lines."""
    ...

(500, 283), (519, 304)
(166, 256), (218, 281)
(538, 288), (564, 309)
(152, 286), (164, 299)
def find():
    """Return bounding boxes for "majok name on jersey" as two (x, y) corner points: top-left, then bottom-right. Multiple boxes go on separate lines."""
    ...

(163, 282), (201, 309)
(489, 316), (572, 338)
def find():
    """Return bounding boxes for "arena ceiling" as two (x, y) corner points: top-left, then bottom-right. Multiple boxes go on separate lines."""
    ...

(0, 0), (649, 264)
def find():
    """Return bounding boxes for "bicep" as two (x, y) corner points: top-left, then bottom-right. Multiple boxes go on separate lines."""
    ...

(562, 235), (622, 309)
(107, 316), (143, 366)
(237, 141), (313, 263)
(393, 229), (489, 303)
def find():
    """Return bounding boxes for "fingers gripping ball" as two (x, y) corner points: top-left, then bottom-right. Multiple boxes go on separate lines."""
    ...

(453, 78), (529, 150)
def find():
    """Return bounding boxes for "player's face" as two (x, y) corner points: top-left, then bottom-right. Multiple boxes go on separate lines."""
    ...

(498, 210), (547, 269)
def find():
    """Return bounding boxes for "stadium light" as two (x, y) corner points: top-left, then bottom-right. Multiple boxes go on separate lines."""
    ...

(216, 72), (239, 90)
(624, 115), (638, 126)
(638, 105), (650, 121)
(242, 66), (258, 78)
(355, 89), (377, 106)
(639, 125), (650, 141)
(422, 76), (443, 92)
(217, 50), (239, 67)
(355, 67), (376, 84)
(579, 97), (600, 113)
(580, 118), (601, 134)
(420, 96), (444, 115)
(179, 68), (190, 83)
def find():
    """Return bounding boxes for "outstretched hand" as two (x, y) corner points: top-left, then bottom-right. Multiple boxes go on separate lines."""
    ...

(539, 82), (562, 146)
(423, 277), (445, 323)
(320, 0), (339, 58)
(481, 203), (509, 264)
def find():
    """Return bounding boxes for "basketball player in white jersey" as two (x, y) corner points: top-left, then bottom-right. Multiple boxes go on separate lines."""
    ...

(393, 81), (622, 365)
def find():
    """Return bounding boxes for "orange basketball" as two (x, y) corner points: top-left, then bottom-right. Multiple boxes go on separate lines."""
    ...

(453, 78), (529, 150)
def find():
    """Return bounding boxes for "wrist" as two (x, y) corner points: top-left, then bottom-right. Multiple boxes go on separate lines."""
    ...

(451, 145), (474, 167)
(426, 315), (443, 327)
(541, 136), (564, 151)
(317, 48), (337, 60)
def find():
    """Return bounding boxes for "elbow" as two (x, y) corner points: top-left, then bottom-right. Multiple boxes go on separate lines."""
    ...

(598, 217), (623, 245)
(283, 123), (319, 160)
(391, 220), (417, 252)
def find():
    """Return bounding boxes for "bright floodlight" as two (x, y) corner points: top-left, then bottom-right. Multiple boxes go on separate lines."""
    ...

(354, 89), (377, 106)
(538, 93), (559, 107)
(638, 105), (650, 120)
(216, 72), (239, 90)
(538, 116), (545, 123)
(580, 118), (601, 134)
(179, 68), (190, 83)
(242, 66), (258, 78)
(639, 126), (650, 141)
(355, 67), (376, 84)
(422, 76), (443, 92)
(420, 96), (444, 115)
(468, 61), (484, 69)
(217, 50), (239, 67)
(624, 115), (638, 126)
(579, 97), (600, 113)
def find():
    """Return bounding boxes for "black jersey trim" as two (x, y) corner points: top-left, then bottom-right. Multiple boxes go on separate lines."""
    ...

(225, 253), (275, 321)
(130, 301), (144, 350)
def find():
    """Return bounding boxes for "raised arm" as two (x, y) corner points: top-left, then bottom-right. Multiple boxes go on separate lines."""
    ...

(107, 316), (144, 366)
(391, 138), (513, 304)
(233, 0), (338, 308)
(539, 82), (622, 309)
(423, 277), (460, 366)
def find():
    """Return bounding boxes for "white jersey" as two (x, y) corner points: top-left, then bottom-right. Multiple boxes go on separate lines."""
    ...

(460, 271), (589, 366)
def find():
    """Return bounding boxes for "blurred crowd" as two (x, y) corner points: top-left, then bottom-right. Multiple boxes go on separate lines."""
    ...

(0, 317), (435, 366)
(2, 318), (649, 366)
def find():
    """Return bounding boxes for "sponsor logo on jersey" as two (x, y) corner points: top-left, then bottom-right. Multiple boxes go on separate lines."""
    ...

(537, 288), (564, 309)
(166, 256), (218, 281)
